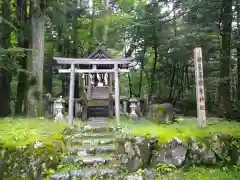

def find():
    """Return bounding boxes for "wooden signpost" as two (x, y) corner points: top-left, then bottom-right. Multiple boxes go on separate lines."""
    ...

(194, 47), (206, 128)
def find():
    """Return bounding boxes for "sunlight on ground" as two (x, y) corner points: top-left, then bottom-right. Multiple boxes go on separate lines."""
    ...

(113, 116), (240, 142)
(0, 117), (68, 147)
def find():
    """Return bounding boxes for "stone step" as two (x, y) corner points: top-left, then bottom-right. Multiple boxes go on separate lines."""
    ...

(86, 123), (110, 128)
(71, 125), (114, 133)
(69, 144), (117, 156)
(81, 126), (115, 133)
(60, 155), (120, 166)
(88, 109), (109, 113)
(89, 119), (109, 122)
(87, 100), (109, 106)
(88, 115), (109, 118)
(88, 114), (109, 117)
(90, 117), (109, 121)
(72, 132), (117, 139)
(50, 168), (118, 180)
(72, 138), (117, 146)
(88, 105), (109, 109)
(87, 106), (109, 118)
(88, 112), (109, 118)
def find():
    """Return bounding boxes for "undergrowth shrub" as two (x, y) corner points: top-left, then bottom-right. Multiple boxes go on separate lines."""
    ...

(0, 118), (68, 179)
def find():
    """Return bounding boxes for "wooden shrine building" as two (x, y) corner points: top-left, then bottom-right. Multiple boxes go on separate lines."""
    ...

(54, 46), (133, 125)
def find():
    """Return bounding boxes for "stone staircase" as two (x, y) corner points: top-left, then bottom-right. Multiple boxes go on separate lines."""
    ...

(87, 105), (109, 118)
(50, 118), (123, 180)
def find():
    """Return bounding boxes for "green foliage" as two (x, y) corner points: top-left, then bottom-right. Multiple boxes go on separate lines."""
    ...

(0, 117), (67, 147)
(0, 47), (24, 75)
(125, 117), (240, 143)
(156, 164), (177, 175)
(0, 118), (68, 179)
(1, 0), (240, 118)
(160, 166), (240, 180)
(116, 166), (240, 179)
(56, 163), (81, 172)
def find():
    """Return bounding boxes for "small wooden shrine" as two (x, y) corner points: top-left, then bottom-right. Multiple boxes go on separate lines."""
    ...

(54, 45), (133, 125)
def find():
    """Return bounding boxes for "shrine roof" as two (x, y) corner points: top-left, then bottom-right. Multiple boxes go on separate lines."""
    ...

(87, 46), (112, 59)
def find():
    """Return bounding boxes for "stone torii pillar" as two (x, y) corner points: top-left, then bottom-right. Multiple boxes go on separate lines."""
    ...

(114, 63), (120, 123)
(69, 64), (75, 125)
(58, 63), (75, 125)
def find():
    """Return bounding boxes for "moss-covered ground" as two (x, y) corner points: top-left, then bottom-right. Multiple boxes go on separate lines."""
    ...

(0, 117), (68, 148)
(111, 116), (240, 179)
(0, 117), (69, 179)
(159, 166), (240, 180)
(112, 116), (240, 143)
(0, 117), (239, 179)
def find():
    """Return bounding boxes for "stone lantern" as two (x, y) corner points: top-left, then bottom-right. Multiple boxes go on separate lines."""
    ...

(129, 97), (138, 120)
(53, 96), (65, 121)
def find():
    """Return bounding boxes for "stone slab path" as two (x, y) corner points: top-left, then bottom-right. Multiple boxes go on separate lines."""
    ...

(87, 117), (110, 127)
(50, 118), (122, 180)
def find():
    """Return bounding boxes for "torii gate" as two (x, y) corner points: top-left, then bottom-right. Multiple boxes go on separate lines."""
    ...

(53, 57), (133, 125)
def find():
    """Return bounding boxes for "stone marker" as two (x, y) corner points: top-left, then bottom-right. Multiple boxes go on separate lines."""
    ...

(159, 103), (175, 124)
(194, 47), (206, 127)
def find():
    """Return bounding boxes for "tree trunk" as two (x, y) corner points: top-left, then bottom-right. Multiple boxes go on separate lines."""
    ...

(0, 69), (11, 117)
(0, 0), (12, 117)
(127, 74), (133, 97)
(43, 58), (53, 94)
(148, 40), (158, 103)
(125, 43), (136, 98)
(236, 0), (240, 100)
(218, 0), (233, 117)
(56, 27), (68, 97)
(103, 0), (109, 43)
(169, 64), (176, 99)
(26, 0), (45, 116)
(15, 0), (29, 115)
(138, 63), (143, 98)
(15, 41), (28, 115)
(72, 8), (79, 98)
(138, 46), (146, 97)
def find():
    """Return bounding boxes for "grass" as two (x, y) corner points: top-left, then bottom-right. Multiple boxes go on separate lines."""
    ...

(0, 117), (68, 148)
(161, 166), (240, 180)
(114, 116), (240, 143)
